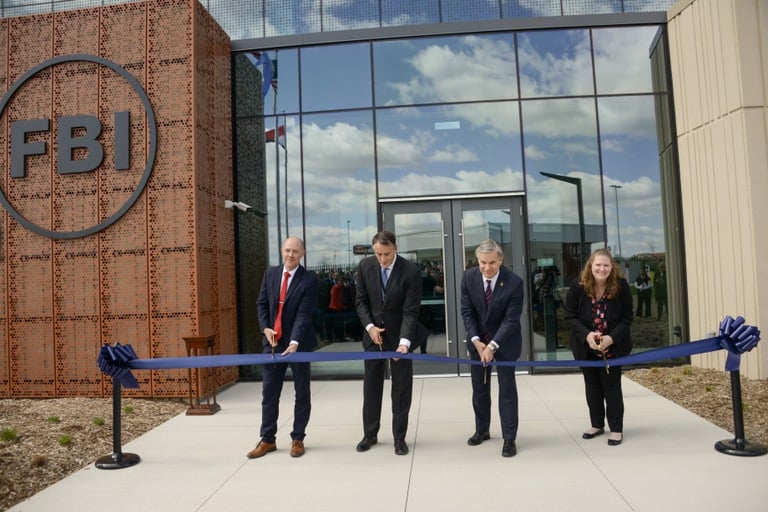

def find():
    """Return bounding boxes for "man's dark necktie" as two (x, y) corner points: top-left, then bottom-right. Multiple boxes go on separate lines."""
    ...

(482, 279), (494, 364)
(381, 267), (389, 298)
(274, 271), (290, 341)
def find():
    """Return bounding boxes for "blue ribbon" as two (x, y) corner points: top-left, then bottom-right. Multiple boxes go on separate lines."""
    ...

(98, 315), (760, 389)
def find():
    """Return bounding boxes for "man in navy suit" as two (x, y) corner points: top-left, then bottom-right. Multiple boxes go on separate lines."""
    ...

(248, 237), (318, 459)
(461, 239), (525, 457)
(354, 230), (426, 456)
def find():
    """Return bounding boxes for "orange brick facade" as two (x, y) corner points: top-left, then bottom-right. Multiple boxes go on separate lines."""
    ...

(0, 0), (238, 398)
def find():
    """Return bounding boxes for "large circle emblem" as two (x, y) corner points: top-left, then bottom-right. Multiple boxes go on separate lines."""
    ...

(0, 54), (157, 239)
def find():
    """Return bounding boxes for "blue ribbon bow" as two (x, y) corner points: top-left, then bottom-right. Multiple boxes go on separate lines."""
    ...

(98, 343), (140, 388)
(718, 315), (761, 371)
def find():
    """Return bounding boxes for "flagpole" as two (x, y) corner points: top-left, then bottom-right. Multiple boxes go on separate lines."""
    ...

(250, 51), (280, 262)
(273, 54), (281, 261)
(283, 112), (289, 238)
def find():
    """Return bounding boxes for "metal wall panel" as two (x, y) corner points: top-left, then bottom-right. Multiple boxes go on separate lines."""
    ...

(0, 0), (238, 397)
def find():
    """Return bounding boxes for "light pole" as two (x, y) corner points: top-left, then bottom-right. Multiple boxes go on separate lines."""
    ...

(347, 220), (351, 268)
(540, 172), (586, 270)
(609, 184), (623, 261)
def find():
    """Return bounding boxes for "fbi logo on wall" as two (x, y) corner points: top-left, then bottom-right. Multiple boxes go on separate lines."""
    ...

(0, 54), (157, 239)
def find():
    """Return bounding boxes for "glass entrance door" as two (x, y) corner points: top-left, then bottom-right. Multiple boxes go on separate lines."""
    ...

(381, 195), (529, 376)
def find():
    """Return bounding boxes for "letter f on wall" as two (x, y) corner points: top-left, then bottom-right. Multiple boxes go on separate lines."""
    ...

(10, 118), (49, 178)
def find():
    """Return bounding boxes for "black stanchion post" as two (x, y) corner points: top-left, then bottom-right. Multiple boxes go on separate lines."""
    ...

(95, 378), (141, 469)
(714, 369), (767, 456)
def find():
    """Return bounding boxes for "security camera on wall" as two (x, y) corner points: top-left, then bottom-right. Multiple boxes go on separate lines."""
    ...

(224, 200), (252, 212)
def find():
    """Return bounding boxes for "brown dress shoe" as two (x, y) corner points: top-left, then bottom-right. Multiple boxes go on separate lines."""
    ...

(290, 440), (305, 457)
(247, 441), (276, 459)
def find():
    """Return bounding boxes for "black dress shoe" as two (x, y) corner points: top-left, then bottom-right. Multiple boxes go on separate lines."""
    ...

(501, 440), (516, 457)
(394, 439), (409, 455)
(356, 436), (378, 452)
(582, 428), (605, 440)
(607, 434), (623, 446)
(467, 432), (490, 446)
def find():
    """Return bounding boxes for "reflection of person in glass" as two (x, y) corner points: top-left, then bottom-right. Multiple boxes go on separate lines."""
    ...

(460, 239), (525, 458)
(563, 248), (633, 446)
(654, 264), (667, 320)
(431, 269), (444, 296)
(328, 275), (347, 342)
(354, 230), (427, 456)
(634, 269), (652, 317)
(534, 265), (560, 335)
(248, 237), (318, 459)
(316, 272), (333, 341)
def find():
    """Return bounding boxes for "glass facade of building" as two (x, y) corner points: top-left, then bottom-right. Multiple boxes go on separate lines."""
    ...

(228, 1), (679, 377)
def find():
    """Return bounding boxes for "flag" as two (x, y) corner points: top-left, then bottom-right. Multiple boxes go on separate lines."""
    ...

(271, 58), (278, 93)
(265, 125), (286, 148)
(245, 51), (274, 98)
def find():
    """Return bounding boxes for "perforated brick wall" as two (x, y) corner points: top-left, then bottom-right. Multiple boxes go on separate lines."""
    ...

(0, 0), (238, 398)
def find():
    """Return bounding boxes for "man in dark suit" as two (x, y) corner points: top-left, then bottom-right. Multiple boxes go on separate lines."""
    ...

(248, 237), (318, 459)
(461, 239), (524, 457)
(354, 230), (426, 456)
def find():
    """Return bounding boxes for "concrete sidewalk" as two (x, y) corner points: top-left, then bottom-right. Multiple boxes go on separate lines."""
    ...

(7, 373), (768, 511)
